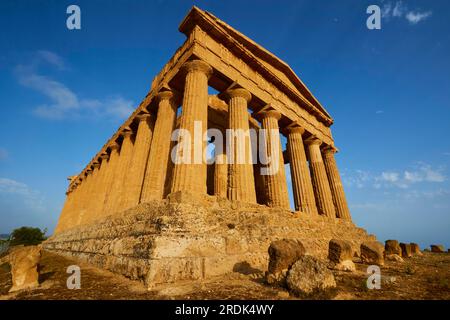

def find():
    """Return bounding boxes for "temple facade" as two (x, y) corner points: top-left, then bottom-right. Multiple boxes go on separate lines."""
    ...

(55, 7), (352, 234)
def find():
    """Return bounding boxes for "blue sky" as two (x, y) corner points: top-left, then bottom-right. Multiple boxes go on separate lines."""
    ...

(0, 0), (449, 249)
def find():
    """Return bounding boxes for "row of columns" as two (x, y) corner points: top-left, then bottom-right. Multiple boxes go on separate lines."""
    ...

(55, 58), (351, 233)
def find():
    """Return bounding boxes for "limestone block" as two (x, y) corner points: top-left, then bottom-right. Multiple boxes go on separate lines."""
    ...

(431, 245), (445, 253)
(328, 239), (353, 263)
(385, 240), (401, 255)
(360, 241), (385, 266)
(267, 239), (305, 274)
(286, 255), (336, 296)
(399, 243), (412, 258)
(385, 254), (404, 262)
(409, 243), (422, 255)
(0, 245), (41, 292)
(145, 257), (203, 288)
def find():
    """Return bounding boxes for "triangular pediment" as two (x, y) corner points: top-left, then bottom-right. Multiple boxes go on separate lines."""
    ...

(179, 6), (333, 123)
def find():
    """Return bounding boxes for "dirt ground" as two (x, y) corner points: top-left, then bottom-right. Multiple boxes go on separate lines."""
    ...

(0, 250), (449, 300)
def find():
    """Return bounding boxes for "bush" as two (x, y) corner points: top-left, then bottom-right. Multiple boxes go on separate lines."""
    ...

(10, 226), (47, 246)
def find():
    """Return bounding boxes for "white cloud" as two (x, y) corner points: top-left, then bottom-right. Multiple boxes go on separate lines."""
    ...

(405, 11), (432, 24)
(37, 50), (66, 70)
(381, 1), (432, 25)
(15, 51), (134, 121)
(344, 163), (446, 190)
(0, 178), (45, 211)
(381, 171), (399, 183)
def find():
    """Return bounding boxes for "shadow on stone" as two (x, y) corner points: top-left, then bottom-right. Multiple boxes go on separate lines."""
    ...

(232, 261), (262, 275)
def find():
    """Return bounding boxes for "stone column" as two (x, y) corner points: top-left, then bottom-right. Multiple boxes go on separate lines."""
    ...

(54, 189), (73, 234)
(83, 162), (100, 224)
(171, 60), (212, 195)
(323, 147), (352, 220)
(67, 179), (83, 228)
(104, 130), (134, 215)
(260, 110), (290, 209)
(306, 138), (336, 218)
(214, 152), (227, 198)
(90, 153), (109, 220)
(121, 113), (154, 210)
(287, 127), (318, 214)
(101, 143), (120, 216)
(141, 91), (178, 201)
(226, 88), (257, 203)
(77, 168), (93, 226)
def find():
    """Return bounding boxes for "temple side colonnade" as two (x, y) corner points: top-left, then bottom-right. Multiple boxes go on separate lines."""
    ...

(55, 7), (352, 234)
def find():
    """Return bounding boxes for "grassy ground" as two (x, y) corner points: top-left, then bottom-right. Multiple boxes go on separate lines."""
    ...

(0, 250), (449, 300)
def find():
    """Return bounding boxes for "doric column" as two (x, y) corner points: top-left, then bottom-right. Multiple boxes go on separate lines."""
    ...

(121, 113), (154, 210)
(306, 138), (336, 218)
(226, 88), (257, 203)
(104, 130), (134, 215)
(67, 178), (83, 228)
(55, 189), (73, 234)
(323, 147), (352, 220)
(287, 127), (318, 214)
(101, 143), (120, 216)
(171, 60), (212, 195)
(141, 91), (178, 201)
(260, 110), (290, 209)
(90, 153), (109, 220)
(214, 152), (227, 198)
(84, 162), (100, 224)
(77, 168), (93, 226)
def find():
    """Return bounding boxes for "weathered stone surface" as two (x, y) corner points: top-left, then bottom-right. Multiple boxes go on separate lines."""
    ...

(44, 197), (376, 288)
(410, 243), (421, 255)
(400, 243), (412, 258)
(385, 240), (401, 255)
(328, 239), (353, 263)
(386, 254), (404, 262)
(0, 245), (41, 292)
(268, 239), (305, 274)
(332, 260), (356, 272)
(360, 241), (384, 266)
(286, 255), (336, 296)
(431, 245), (445, 253)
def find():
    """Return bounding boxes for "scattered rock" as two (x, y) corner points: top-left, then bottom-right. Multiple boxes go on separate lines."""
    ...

(286, 255), (336, 296)
(410, 243), (422, 255)
(268, 239), (305, 274)
(360, 241), (384, 266)
(0, 245), (41, 292)
(333, 260), (356, 272)
(276, 290), (290, 298)
(328, 239), (353, 263)
(400, 243), (412, 258)
(431, 245), (445, 253)
(385, 240), (401, 255)
(386, 254), (404, 262)
(381, 275), (397, 285)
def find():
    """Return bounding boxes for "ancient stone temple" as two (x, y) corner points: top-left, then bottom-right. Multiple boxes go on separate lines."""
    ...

(45, 7), (375, 288)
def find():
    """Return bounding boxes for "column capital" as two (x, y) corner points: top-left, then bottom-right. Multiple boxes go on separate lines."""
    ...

(109, 142), (120, 151)
(287, 126), (305, 135)
(182, 59), (213, 78)
(260, 109), (282, 121)
(156, 90), (174, 101)
(322, 145), (338, 155)
(136, 113), (151, 123)
(120, 129), (133, 138)
(305, 137), (322, 146)
(225, 88), (252, 103)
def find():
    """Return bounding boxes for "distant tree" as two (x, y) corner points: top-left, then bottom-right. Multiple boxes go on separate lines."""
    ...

(10, 227), (47, 246)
